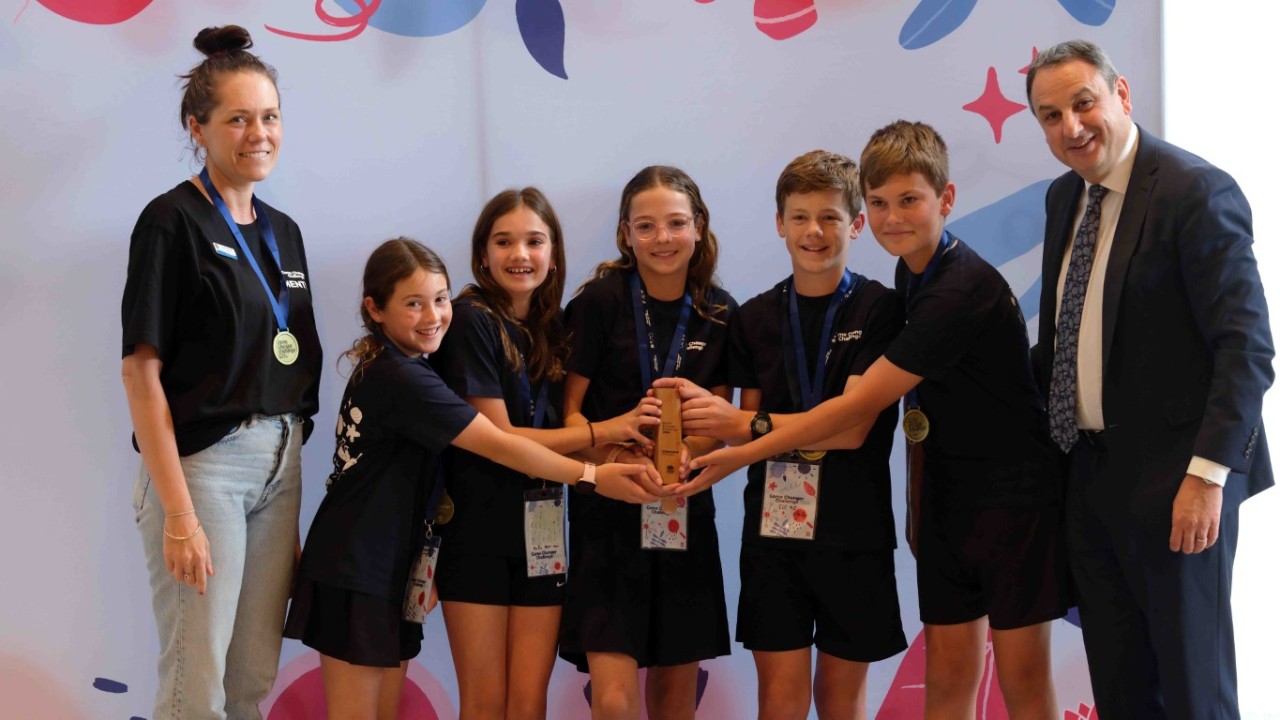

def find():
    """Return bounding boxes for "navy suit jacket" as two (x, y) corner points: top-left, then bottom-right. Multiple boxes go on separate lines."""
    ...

(1034, 125), (1274, 529)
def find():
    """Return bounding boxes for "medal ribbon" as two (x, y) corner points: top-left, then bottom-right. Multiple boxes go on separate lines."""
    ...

(630, 272), (692, 390)
(503, 320), (550, 428)
(781, 270), (862, 411)
(198, 167), (290, 334)
(904, 230), (957, 411)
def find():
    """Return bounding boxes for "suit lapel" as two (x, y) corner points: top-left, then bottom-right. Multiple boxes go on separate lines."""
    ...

(1102, 126), (1159, 374)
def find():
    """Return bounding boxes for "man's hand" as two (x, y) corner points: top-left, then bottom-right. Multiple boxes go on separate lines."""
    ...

(1169, 474), (1223, 554)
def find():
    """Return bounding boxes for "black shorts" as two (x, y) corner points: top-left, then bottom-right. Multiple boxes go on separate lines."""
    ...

(435, 549), (564, 606)
(916, 498), (1070, 630)
(283, 580), (422, 667)
(558, 500), (730, 672)
(737, 544), (907, 663)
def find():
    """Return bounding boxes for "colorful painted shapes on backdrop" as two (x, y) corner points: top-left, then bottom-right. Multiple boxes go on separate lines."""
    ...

(898, 0), (978, 50)
(33, 0), (153, 24)
(333, 0), (487, 37)
(516, 0), (568, 79)
(1056, 0), (1115, 26)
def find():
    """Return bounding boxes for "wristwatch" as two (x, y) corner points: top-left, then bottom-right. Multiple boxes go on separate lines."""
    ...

(574, 462), (598, 495)
(750, 411), (773, 440)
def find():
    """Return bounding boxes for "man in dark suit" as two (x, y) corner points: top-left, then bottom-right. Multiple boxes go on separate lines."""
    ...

(1027, 40), (1273, 718)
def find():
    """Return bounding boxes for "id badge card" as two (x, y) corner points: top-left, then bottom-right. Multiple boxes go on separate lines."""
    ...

(640, 497), (689, 551)
(403, 534), (441, 624)
(524, 486), (567, 577)
(760, 453), (821, 540)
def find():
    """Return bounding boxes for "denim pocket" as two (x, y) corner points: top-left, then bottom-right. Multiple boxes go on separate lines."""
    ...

(214, 417), (252, 446)
(132, 467), (151, 521)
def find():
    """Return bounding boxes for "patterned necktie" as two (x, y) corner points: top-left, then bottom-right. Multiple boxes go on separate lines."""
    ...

(1049, 183), (1108, 453)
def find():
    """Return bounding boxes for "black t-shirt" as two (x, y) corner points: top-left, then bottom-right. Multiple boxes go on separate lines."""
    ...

(120, 181), (322, 455)
(883, 237), (1060, 507)
(296, 337), (478, 599)
(730, 275), (903, 550)
(566, 270), (737, 519)
(433, 294), (565, 557)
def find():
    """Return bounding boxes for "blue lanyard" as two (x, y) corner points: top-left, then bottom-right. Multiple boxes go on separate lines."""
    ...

(198, 167), (289, 333)
(904, 231), (957, 409)
(783, 270), (860, 411)
(503, 320), (549, 428)
(630, 272), (692, 390)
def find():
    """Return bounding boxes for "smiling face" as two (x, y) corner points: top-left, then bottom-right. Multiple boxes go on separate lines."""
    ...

(622, 186), (700, 283)
(483, 205), (553, 316)
(1030, 59), (1133, 185)
(364, 268), (452, 358)
(777, 189), (864, 284)
(865, 172), (955, 274)
(188, 71), (281, 191)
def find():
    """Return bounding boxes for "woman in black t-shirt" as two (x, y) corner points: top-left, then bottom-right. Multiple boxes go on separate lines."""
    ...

(560, 166), (736, 719)
(120, 26), (322, 719)
(285, 238), (667, 718)
(430, 189), (660, 719)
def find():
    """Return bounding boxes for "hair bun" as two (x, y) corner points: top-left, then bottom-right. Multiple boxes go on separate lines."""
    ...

(193, 25), (253, 57)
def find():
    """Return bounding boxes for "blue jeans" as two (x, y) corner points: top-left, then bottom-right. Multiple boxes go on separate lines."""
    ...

(135, 414), (303, 720)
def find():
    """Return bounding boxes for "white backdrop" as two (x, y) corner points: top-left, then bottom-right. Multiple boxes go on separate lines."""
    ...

(4, 1), (1267, 718)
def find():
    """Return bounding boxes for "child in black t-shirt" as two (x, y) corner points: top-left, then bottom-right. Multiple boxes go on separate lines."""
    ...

(429, 189), (661, 719)
(560, 166), (736, 719)
(285, 238), (666, 718)
(656, 149), (907, 719)
(688, 123), (1069, 720)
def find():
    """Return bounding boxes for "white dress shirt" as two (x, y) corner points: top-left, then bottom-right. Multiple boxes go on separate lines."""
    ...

(1053, 122), (1228, 486)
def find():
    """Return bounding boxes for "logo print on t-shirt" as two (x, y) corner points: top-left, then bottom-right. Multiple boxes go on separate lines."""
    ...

(328, 398), (364, 488)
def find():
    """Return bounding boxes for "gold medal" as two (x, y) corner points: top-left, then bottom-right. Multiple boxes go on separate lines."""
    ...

(797, 449), (827, 461)
(434, 493), (455, 525)
(902, 408), (929, 444)
(273, 330), (300, 366)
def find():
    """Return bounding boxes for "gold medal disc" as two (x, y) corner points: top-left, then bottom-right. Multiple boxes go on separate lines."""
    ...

(797, 449), (827, 461)
(273, 330), (300, 366)
(434, 493), (455, 525)
(902, 408), (929, 444)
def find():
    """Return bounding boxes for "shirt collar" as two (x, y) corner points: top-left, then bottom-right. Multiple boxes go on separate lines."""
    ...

(1087, 121), (1139, 197)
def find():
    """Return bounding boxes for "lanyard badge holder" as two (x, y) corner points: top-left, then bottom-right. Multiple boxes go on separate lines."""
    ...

(632, 273), (692, 551)
(511, 351), (568, 576)
(404, 464), (448, 623)
(760, 271), (861, 540)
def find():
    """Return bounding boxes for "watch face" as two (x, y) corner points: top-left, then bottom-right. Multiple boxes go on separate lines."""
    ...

(752, 416), (770, 434)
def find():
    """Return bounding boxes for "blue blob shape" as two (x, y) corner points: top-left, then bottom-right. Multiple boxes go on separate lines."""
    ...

(948, 180), (1052, 270)
(333, 0), (487, 38)
(92, 677), (128, 693)
(516, 0), (568, 79)
(1065, 605), (1083, 628)
(1056, 0), (1116, 26)
(898, 0), (978, 50)
(130, 717), (146, 720)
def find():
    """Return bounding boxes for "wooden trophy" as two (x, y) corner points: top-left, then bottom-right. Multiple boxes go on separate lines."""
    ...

(654, 387), (683, 513)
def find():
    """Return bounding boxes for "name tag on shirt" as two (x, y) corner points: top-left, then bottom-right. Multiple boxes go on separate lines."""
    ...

(524, 486), (567, 577)
(760, 453), (821, 540)
(641, 497), (688, 551)
(212, 242), (237, 259)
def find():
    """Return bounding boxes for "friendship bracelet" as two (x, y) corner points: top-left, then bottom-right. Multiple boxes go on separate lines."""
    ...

(165, 509), (196, 518)
(605, 445), (626, 465)
(587, 422), (597, 447)
(163, 524), (204, 542)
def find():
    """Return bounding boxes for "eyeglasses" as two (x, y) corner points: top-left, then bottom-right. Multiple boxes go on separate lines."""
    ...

(626, 216), (695, 241)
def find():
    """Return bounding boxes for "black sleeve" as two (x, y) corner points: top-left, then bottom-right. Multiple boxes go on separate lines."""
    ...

(704, 291), (738, 389)
(728, 303), (760, 390)
(565, 280), (613, 380)
(848, 289), (904, 377)
(387, 362), (479, 454)
(435, 303), (506, 399)
(884, 278), (997, 379)
(121, 201), (187, 360)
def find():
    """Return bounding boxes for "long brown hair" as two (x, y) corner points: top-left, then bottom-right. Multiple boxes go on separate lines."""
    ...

(343, 238), (450, 378)
(583, 166), (725, 324)
(458, 187), (569, 383)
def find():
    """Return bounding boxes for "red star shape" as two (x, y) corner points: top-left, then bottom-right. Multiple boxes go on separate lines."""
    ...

(769, 481), (778, 490)
(1018, 47), (1039, 75)
(963, 66), (1026, 144)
